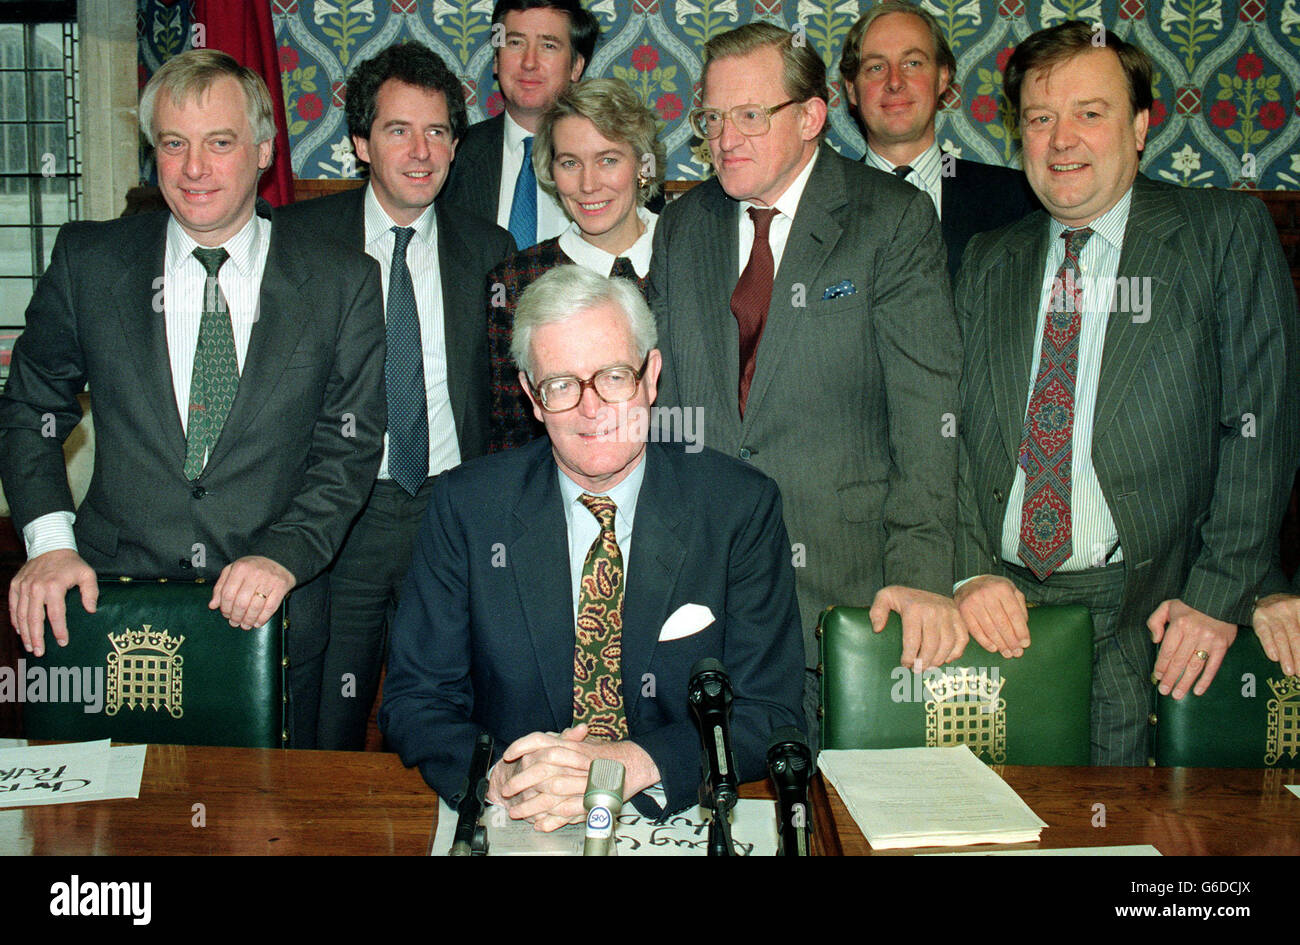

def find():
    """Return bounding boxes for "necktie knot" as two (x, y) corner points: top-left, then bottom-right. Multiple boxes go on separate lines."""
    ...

(579, 493), (618, 533)
(893, 164), (914, 180)
(610, 256), (637, 281)
(522, 135), (533, 160)
(1062, 226), (1093, 261)
(391, 226), (415, 259)
(748, 206), (779, 240)
(192, 246), (229, 277)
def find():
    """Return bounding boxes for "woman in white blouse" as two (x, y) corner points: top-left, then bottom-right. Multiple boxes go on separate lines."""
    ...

(486, 78), (666, 452)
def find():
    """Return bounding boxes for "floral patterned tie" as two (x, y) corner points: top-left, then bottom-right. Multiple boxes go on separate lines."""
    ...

(572, 493), (628, 740)
(1018, 227), (1094, 580)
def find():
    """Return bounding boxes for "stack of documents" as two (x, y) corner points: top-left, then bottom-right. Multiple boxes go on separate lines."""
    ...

(818, 746), (1047, 849)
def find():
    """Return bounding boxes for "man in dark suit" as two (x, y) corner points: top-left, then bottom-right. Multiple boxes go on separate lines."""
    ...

(439, 0), (599, 250)
(839, 1), (1037, 279)
(954, 22), (1298, 764)
(0, 50), (385, 660)
(278, 43), (514, 749)
(380, 266), (805, 826)
(650, 23), (965, 743)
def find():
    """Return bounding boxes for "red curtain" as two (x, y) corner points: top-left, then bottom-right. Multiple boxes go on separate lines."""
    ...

(193, 0), (295, 206)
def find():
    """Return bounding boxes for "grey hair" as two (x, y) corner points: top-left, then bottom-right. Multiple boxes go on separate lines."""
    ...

(140, 48), (276, 148)
(511, 264), (657, 379)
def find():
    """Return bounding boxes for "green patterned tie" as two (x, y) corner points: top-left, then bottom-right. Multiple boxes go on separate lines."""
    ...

(572, 493), (628, 741)
(185, 246), (239, 480)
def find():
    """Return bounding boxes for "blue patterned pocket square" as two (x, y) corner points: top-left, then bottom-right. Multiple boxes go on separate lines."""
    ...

(822, 279), (856, 300)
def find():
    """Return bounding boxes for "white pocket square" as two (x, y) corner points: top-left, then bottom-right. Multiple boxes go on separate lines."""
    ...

(659, 603), (715, 642)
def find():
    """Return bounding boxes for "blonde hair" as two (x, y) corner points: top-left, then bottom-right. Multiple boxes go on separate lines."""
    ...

(534, 78), (666, 205)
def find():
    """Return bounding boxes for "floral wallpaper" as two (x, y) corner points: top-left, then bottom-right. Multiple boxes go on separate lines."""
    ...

(138, 0), (1300, 189)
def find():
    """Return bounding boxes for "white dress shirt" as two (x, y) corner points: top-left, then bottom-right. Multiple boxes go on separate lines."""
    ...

(865, 139), (945, 221)
(558, 206), (658, 279)
(999, 188), (1134, 571)
(23, 213), (272, 558)
(736, 148), (820, 277)
(362, 185), (461, 481)
(498, 110), (568, 244)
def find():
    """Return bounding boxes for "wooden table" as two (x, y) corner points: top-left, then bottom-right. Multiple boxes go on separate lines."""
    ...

(2, 744), (1296, 855)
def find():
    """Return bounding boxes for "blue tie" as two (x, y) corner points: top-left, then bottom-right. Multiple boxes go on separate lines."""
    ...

(385, 226), (428, 495)
(508, 136), (538, 250)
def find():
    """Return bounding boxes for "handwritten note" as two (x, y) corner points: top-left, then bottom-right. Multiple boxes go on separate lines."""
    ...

(432, 799), (779, 856)
(0, 740), (111, 807)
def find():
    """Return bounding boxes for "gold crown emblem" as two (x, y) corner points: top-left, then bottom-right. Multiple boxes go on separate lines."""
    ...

(923, 666), (1006, 704)
(108, 626), (185, 657)
(1266, 675), (1300, 702)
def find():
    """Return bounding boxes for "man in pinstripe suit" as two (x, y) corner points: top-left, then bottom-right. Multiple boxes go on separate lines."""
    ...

(954, 22), (1298, 764)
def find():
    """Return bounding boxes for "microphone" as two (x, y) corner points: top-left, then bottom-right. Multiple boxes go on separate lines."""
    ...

(767, 726), (813, 857)
(582, 758), (626, 856)
(688, 658), (738, 856)
(449, 732), (493, 856)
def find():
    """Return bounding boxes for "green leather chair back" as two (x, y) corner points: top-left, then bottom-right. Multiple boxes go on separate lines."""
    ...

(22, 580), (286, 748)
(819, 604), (1093, 765)
(1153, 629), (1300, 767)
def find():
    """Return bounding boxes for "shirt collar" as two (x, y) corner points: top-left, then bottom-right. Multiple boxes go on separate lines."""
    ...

(363, 182), (438, 249)
(865, 139), (942, 188)
(558, 207), (658, 278)
(166, 212), (264, 277)
(742, 146), (819, 221)
(1047, 185), (1133, 255)
(556, 446), (649, 528)
(503, 109), (533, 153)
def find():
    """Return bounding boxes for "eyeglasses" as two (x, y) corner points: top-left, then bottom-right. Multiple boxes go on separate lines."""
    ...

(529, 355), (649, 413)
(688, 101), (799, 140)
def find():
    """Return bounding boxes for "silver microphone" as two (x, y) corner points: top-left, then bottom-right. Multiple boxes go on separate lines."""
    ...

(582, 759), (625, 856)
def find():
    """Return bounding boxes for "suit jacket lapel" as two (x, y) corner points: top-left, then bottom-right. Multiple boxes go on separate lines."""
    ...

(621, 446), (688, 720)
(744, 145), (843, 424)
(113, 215), (186, 465)
(699, 184), (743, 433)
(436, 203), (475, 449)
(991, 214), (1050, 467)
(207, 210), (310, 471)
(1093, 176), (1183, 442)
(511, 449), (577, 732)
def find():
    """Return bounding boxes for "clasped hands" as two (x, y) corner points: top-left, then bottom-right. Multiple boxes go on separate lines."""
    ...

(952, 575), (1238, 698)
(8, 548), (295, 656)
(485, 723), (660, 833)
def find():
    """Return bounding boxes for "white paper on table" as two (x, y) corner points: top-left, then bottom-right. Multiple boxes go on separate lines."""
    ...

(0, 739), (112, 807)
(432, 798), (779, 855)
(924, 844), (1162, 856)
(818, 746), (1048, 849)
(1286, 784), (1300, 799)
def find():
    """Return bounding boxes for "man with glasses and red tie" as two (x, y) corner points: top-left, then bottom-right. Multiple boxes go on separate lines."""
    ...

(649, 23), (964, 748)
(380, 265), (804, 828)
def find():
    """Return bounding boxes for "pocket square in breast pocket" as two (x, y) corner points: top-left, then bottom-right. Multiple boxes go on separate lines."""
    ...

(659, 603), (716, 641)
(822, 279), (857, 300)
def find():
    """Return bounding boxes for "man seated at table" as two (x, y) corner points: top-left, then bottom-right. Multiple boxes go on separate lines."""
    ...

(380, 265), (805, 829)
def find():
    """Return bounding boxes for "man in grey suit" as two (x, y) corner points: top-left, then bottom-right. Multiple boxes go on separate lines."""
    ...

(650, 23), (965, 741)
(0, 51), (385, 665)
(955, 22), (1298, 764)
(278, 43), (513, 749)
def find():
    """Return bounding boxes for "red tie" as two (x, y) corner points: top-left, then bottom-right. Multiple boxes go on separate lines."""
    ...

(731, 207), (779, 417)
